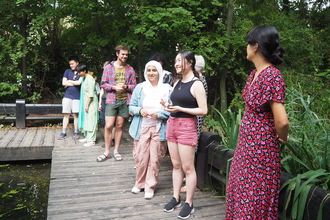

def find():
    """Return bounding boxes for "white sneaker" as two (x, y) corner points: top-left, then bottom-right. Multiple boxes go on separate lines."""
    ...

(131, 187), (141, 194)
(79, 138), (87, 143)
(144, 192), (154, 199)
(83, 141), (95, 147)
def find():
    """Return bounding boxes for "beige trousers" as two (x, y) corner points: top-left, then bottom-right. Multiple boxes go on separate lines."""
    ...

(133, 126), (167, 193)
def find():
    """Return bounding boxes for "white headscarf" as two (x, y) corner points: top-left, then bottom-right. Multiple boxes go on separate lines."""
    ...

(142, 60), (168, 100)
(142, 60), (169, 132)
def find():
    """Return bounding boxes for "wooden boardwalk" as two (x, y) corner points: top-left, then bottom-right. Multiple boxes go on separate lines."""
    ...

(0, 127), (226, 219)
(0, 126), (96, 161)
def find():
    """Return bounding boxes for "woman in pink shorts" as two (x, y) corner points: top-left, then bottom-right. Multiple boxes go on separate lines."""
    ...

(161, 51), (207, 219)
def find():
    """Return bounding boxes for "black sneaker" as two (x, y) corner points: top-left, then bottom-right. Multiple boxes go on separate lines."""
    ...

(177, 203), (194, 219)
(73, 133), (79, 139)
(163, 197), (181, 213)
(58, 133), (67, 140)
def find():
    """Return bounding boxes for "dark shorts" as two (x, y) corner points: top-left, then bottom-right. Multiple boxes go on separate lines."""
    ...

(166, 116), (198, 146)
(105, 99), (129, 118)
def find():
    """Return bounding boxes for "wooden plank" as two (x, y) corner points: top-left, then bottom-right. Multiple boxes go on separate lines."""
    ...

(0, 103), (16, 114)
(26, 116), (63, 120)
(16, 99), (26, 129)
(54, 128), (68, 147)
(0, 146), (53, 161)
(65, 128), (77, 146)
(31, 127), (45, 147)
(19, 128), (37, 147)
(0, 129), (18, 148)
(0, 117), (16, 121)
(0, 129), (9, 140)
(6, 129), (28, 148)
(26, 104), (62, 114)
(43, 128), (55, 147)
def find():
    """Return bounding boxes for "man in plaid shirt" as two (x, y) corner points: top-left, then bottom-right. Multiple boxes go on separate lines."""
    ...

(98, 45), (137, 162)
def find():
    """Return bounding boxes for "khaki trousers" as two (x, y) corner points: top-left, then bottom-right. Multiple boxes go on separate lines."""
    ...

(133, 126), (167, 193)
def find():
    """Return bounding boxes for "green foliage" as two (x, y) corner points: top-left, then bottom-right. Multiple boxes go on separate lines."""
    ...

(281, 87), (330, 177)
(278, 86), (330, 219)
(0, 0), (329, 120)
(26, 92), (42, 104)
(280, 169), (330, 220)
(204, 106), (242, 150)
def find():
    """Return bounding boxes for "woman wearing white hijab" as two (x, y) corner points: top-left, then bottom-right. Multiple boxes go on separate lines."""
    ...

(129, 61), (172, 199)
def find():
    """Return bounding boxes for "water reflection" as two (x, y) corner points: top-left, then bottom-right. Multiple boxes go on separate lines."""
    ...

(0, 160), (51, 219)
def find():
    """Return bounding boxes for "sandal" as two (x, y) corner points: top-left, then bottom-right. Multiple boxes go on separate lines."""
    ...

(114, 153), (122, 161)
(96, 153), (111, 162)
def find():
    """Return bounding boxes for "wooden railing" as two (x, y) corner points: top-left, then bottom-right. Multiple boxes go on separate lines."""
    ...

(195, 132), (330, 219)
(0, 99), (65, 128)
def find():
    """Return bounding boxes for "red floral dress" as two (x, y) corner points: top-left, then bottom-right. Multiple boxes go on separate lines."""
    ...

(225, 66), (286, 219)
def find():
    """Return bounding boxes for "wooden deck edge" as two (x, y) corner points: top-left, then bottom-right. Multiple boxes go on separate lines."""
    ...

(0, 146), (53, 162)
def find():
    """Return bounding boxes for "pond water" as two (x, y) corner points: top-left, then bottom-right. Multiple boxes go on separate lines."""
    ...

(0, 160), (51, 220)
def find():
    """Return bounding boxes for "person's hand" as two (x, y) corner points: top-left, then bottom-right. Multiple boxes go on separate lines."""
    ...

(140, 108), (149, 117)
(98, 104), (102, 112)
(165, 105), (180, 113)
(277, 134), (289, 144)
(116, 83), (125, 93)
(149, 112), (158, 120)
(160, 99), (169, 108)
(85, 105), (89, 113)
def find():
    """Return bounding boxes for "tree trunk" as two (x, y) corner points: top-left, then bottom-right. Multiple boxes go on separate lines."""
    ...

(21, 5), (28, 95)
(309, 0), (320, 28)
(220, 0), (234, 115)
(93, 0), (112, 63)
(282, 0), (290, 13)
(137, 0), (144, 83)
(137, 34), (144, 83)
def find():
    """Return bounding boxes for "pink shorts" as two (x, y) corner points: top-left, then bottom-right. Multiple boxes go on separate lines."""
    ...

(166, 116), (198, 146)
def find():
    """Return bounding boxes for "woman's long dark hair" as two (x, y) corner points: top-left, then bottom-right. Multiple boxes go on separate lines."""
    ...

(247, 25), (285, 65)
(176, 50), (199, 78)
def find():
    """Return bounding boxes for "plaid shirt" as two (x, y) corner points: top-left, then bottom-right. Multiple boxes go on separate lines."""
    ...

(101, 61), (137, 105)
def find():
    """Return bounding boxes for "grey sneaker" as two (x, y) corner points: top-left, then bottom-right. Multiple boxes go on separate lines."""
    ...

(73, 133), (79, 139)
(163, 197), (181, 213)
(58, 133), (67, 140)
(178, 203), (194, 219)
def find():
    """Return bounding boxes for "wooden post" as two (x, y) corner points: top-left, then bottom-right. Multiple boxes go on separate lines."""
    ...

(16, 99), (26, 129)
(195, 132), (221, 190)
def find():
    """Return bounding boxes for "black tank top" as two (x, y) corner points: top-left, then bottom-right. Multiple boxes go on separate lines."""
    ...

(171, 79), (199, 118)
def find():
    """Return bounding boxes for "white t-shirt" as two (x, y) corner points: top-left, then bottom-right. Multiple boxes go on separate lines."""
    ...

(141, 96), (160, 127)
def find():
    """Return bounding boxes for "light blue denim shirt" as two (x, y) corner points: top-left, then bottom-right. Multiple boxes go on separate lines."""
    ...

(128, 83), (171, 141)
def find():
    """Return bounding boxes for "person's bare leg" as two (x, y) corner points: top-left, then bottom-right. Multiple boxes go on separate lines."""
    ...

(112, 127), (116, 144)
(97, 116), (115, 161)
(168, 141), (184, 201)
(72, 113), (78, 130)
(178, 143), (196, 206)
(62, 113), (70, 130)
(113, 116), (125, 158)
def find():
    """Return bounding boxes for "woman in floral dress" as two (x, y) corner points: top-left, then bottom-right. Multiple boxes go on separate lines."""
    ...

(226, 25), (289, 219)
